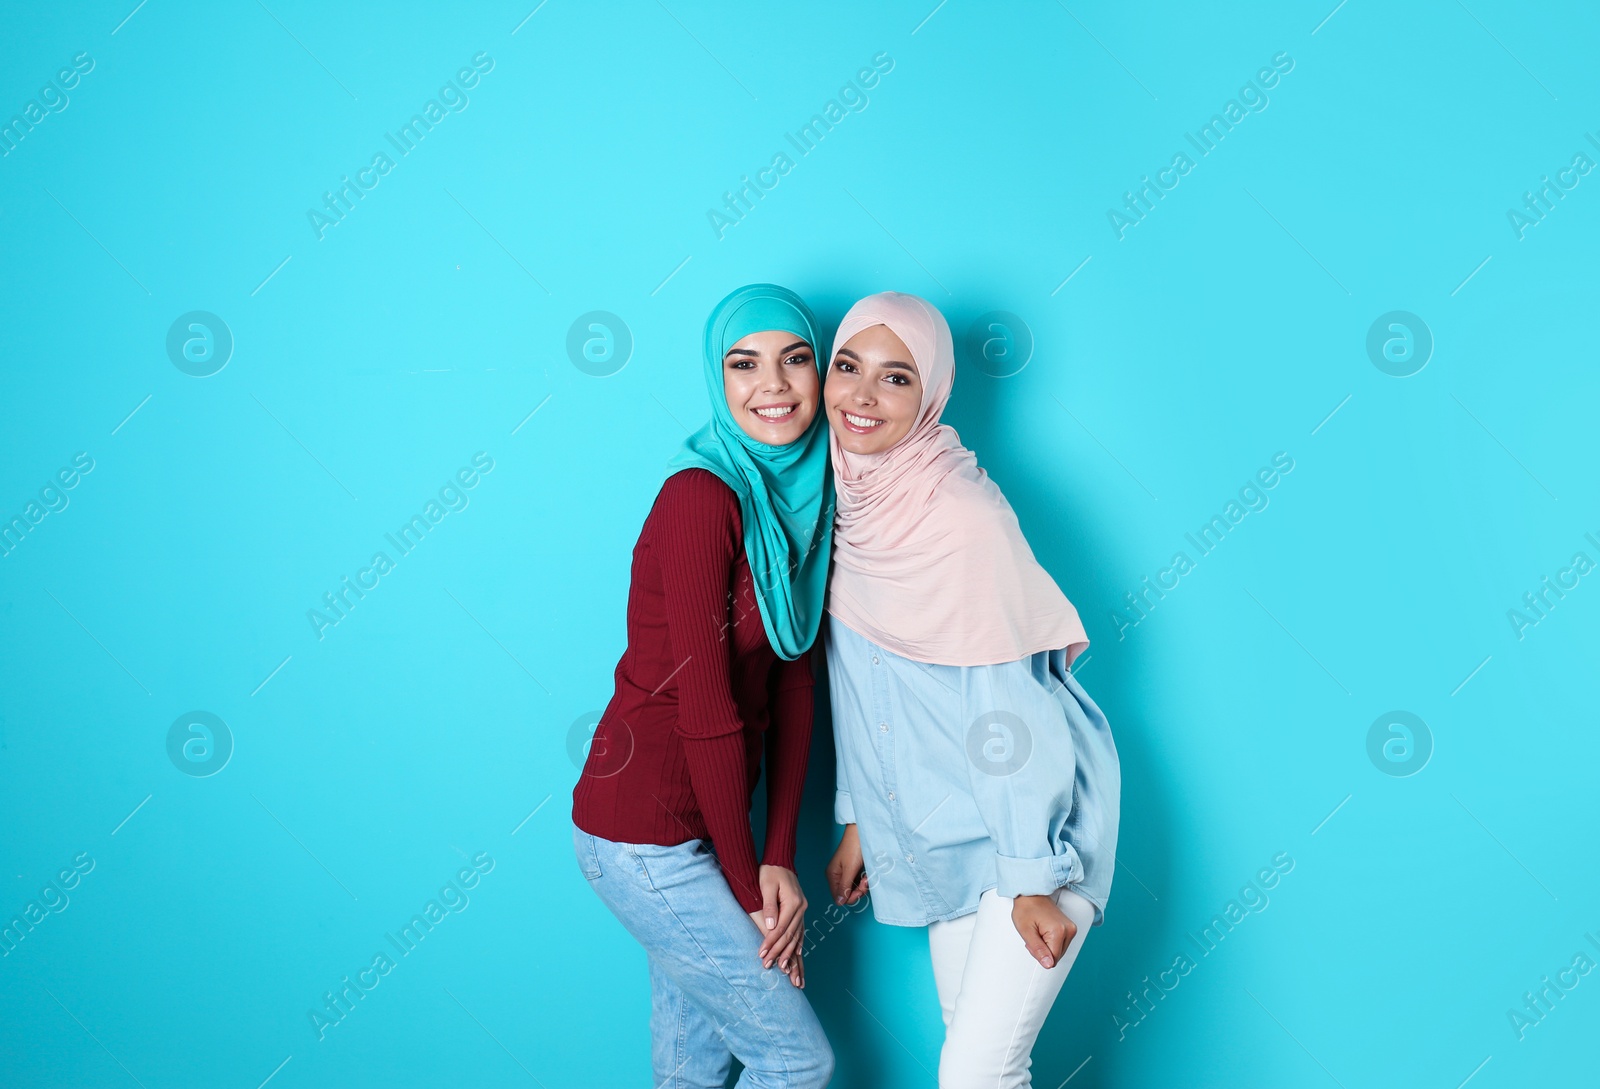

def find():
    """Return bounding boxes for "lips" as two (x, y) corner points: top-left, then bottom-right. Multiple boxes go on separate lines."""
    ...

(752, 404), (798, 421)
(839, 410), (885, 434)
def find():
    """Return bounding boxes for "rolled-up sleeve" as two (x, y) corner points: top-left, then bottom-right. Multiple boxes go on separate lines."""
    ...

(994, 850), (1082, 901)
(834, 786), (856, 826)
(964, 671), (1085, 900)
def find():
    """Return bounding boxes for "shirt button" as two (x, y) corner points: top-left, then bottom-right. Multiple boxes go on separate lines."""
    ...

(887, 791), (895, 801)
(879, 722), (889, 732)
(871, 656), (880, 665)
(905, 853), (915, 863)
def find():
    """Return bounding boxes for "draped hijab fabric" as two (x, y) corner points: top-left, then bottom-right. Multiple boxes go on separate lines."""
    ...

(826, 291), (1089, 667)
(666, 284), (834, 660)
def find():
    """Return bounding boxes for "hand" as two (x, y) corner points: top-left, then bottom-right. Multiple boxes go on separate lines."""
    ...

(824, 824), (869, 906)
(1012, 894), (1076, 969)
(748, 865), (806, 985)
(782, 948), (805, 990)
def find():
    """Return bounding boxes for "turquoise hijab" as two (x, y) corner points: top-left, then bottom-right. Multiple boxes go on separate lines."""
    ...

(666, 284), (834, 660)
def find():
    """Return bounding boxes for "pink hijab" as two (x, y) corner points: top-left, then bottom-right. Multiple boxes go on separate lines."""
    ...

(827, 292), (1089, 667)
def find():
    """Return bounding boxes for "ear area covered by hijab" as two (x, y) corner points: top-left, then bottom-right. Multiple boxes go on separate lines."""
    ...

(826, 291), (1089, 667)
(665, 283), (835, 660)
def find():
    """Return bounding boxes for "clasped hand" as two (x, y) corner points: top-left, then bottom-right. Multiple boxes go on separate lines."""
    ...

(749, 864), (806, 988)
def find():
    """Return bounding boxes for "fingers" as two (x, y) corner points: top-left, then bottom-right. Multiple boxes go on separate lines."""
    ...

(1041, 909), (1075, 965)
(770, 883), (803, 951)
(827, 828), (867, 908)
(766, 898), (806, 969)
(1011, 895), (1077, 969)
(1022, 921), (1056, 968)
(1015, 911), (1060, 969)
(837, 865), (868, 906)
(786, 951), (805, 989)
(758, 873), (807, 963)
(772, 914), (805, 973)
(1030, 917), (1073, 969)
(824, 858), (850, 905)
(1041, 923), (1065, 968)
(1057, 917), (1077, 958)
(754, 875), (781, 960)
(760, 878), (780, 937)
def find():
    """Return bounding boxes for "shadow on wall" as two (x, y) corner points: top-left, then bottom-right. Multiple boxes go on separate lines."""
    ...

(949, 318), (1175, 1086)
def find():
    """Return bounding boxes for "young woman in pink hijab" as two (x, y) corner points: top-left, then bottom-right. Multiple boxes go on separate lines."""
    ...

(821, 291), (1120, 1088)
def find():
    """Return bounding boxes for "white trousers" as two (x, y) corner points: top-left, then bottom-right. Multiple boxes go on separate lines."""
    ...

(927, 886), (1096, 1089)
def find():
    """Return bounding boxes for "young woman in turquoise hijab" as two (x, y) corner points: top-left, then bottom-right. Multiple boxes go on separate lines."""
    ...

(572, 284), (836, 1088)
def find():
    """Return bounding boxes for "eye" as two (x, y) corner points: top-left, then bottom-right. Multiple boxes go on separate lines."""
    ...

(886, 374), (909, 386)
(783, 352), (813, 367)
(832, 358), (856, 373)
(725, 357), (755, 369)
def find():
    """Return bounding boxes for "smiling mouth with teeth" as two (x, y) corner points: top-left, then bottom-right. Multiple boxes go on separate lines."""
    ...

(754, 405), (797, 419)
(843, 412), (883, 428)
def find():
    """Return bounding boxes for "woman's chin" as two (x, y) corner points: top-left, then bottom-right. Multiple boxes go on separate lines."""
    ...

(837, 434), (887, 456)
(740, 421), (806, 446)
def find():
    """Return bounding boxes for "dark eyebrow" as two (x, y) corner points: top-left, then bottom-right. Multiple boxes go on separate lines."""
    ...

(834, 347), (916, 373)
(725, 340), (811, 359)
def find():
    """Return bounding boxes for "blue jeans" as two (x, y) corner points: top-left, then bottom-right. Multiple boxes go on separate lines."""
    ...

(573, 826), (834, 1089)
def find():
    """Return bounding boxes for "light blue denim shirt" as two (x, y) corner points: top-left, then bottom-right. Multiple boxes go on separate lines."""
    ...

(827, 617), (1120, 927)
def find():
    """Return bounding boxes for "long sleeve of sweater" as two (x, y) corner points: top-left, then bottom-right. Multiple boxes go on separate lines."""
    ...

(656, 470), (764, 913)
(761, 651), (815, 871)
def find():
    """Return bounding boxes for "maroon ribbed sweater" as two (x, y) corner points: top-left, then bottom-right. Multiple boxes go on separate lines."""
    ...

(571, 469), (814, 914)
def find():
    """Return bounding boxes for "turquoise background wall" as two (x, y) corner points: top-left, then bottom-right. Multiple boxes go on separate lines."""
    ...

(3, 1), (1598, 1086)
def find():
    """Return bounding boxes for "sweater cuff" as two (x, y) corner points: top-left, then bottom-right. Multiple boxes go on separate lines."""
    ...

(761, 802), (798, 871)
(995, 847), (1083, 900)
(717, 846), (764, 915)
(759, 809), (798, 873)
(834, 789), (856, 826)
(760, 844), (795, 872)
(728, 873), (765, 915)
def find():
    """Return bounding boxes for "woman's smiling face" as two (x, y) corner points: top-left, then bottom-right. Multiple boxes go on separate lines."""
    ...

(722, 329), (820, 445)
(825, 324), (923, 455)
